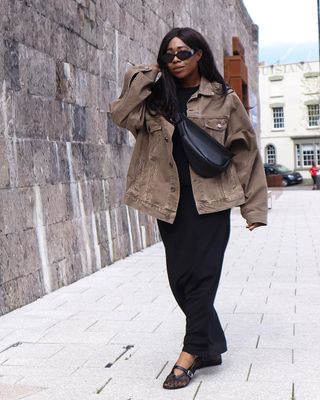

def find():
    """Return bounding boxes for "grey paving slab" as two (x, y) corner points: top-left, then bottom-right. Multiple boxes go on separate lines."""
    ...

(295, 296), (320, 308)
(0, 315), (60, 330)
(214, 298), (239, 313)
(292, 363), (320, 383)
(0, 329), (15, 341)
(2, 357), (75, 369)
(0, 383), (45, 400)
(294, 381), (320, 400)
(236, 278), (273, 288)
(1, 190), (320, 399)
(227, 347), (293, 364)
(0, 343), (64, 359)
(249, 361), (295, 382)
(85, 319), (162, 334)
(294, 348), (320, 364)
(38, 329), (119, 344)
(16, 373), (113, 392)
(67, 309), (140, 321)
(293, 335), (320, 350)
(295, 302), (320, 315)
(196, 381), (292, 400)
(295, 323), (320, 337)
(0, 365), (76, 378)
(7, 381), (111, 399)
(225, 333), (259, 349)
(0, 374), (24, 385)
(78, 376), (197, 400)
(226, 321), (293, 336)
(257, 333), (296, 349)
(262, 312), (320, 324)
(220, 312), (263, 329)
(0, 329), (52, 345)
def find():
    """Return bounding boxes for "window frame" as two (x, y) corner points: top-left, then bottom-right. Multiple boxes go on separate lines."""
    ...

(293, 138), (320, 169)
(272, 106), (285, 130)
(265, 144), (277, 164)
(307, 104), (320, 128)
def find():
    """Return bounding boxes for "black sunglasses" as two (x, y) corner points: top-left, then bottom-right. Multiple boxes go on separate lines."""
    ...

(161, 49), (196, 64)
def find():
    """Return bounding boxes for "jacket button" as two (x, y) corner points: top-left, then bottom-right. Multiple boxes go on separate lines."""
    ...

(217, 123), (222, 128)
(170, 186), (176, 192)
(164, 136), (169, 141)
(169, 162), (173, 167)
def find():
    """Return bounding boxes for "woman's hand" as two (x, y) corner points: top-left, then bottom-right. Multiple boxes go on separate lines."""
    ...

(246, 222), (265, 231)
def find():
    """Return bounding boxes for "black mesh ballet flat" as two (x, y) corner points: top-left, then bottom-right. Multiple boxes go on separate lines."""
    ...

(163, 358), (198, 390)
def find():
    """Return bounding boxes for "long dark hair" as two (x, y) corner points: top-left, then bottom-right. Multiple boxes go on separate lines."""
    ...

(146, 27), (229, 121)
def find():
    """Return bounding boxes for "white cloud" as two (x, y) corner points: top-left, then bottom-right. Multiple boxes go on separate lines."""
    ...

(242, 0), (318, 45)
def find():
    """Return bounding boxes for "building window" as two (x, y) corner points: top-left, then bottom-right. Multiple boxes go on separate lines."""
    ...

(265, 144), (276, 164)
(295, 142), (320, 168)
(272, 107), (284, 129)
(308, 104), (320, 127)
(295, 144), (301, 167)
(302, 144), (314, 166)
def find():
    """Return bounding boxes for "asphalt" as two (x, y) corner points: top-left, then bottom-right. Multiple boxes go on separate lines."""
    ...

(0, 188), (320, 400)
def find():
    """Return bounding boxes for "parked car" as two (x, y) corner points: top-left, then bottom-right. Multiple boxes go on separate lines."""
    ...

(264, 163), (303, 186)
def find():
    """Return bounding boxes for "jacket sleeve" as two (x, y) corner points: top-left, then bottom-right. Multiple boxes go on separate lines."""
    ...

(225, 92), (268, 226)
(109, 64), (159, 138)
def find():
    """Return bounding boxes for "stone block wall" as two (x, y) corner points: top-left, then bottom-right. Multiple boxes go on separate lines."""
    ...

(0, 0), (259, 314)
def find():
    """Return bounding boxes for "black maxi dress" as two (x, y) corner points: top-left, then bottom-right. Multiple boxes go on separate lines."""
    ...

(157, 85), (231, 358)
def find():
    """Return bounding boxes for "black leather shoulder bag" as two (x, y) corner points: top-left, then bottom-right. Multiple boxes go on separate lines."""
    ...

(175, 112), (234, 178)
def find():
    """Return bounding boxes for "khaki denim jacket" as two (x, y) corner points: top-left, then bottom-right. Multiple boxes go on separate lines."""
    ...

(110, 64), (268, 225)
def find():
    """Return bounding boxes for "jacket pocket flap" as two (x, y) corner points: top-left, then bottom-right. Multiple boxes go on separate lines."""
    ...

(147, 122), (162, 133)
(205, 118), (228, 131)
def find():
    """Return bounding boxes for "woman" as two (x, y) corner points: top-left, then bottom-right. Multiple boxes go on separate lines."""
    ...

(110, 27), (268, 390)
(309, 161), (319, 190)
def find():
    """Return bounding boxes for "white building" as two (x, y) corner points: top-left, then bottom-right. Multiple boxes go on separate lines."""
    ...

(259, 61), (320, 179)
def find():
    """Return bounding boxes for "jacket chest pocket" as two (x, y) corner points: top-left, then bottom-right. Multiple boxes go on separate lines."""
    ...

(146, 120), (163, 159)
(203, 117), (228, 145)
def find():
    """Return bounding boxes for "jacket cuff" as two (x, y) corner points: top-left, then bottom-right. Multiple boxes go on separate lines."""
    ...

(242, 210), (268, 226)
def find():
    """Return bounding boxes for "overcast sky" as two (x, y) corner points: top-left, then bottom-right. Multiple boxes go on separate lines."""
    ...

(242, 0), (318, 45)
(242, 0), (318, 63)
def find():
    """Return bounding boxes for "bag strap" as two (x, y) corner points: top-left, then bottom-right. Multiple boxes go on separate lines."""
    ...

(174, 111), (183, 124)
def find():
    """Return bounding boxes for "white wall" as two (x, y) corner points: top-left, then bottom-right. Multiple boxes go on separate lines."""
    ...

(259, 61), (320, 178)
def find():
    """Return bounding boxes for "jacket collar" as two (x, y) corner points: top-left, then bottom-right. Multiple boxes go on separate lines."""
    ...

(198, 76), (224, 96)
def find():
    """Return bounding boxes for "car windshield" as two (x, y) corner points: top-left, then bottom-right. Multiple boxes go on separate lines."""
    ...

(276, 165), (291, 173)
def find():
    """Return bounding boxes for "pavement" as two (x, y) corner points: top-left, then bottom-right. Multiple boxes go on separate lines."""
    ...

(0, 189), (320, 400)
